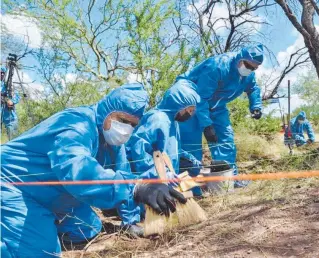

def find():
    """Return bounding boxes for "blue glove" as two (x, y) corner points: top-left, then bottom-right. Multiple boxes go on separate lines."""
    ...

(192, 159), (202, 169)
(188, 158), (202, 177)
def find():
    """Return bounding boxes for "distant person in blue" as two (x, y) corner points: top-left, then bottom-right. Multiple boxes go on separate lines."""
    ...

(1, 83), (186, 257)
(127, 80), (202, 182)
(1, 67), (20, 140)
(176, 45), (264, 187)
(285, 111), (315, 147)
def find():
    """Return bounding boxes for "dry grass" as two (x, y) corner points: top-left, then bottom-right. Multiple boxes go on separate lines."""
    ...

(202, 133), (288, 168)
(235, 133), (287, 163)
(62, 135), (319, 257)
(63, 175), (319, 258)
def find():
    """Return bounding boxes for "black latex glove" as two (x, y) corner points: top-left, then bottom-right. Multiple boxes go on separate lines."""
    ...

(134, 183), (187, 217)
(204, 125), (218, 143)
(251, 109), (262, 120)
(122, 224), (144, 238)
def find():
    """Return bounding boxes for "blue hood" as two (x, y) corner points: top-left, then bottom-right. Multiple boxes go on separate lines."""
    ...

(156, 81), (200, 117)
(96, 83), (149, 132)
(296, 111), (306, 120)
(235, 44), (264, 65)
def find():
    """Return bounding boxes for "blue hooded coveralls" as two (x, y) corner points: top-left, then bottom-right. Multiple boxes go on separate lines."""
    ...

(176, 45), (264, 177)
(127, 80), (201, 181)
(1, 83), (148, 257)
(285, 111), (315, 146)
(1, 67), (20, 140)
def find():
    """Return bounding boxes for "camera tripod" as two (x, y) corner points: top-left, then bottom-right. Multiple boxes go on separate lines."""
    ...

(1, 53), (34, 140)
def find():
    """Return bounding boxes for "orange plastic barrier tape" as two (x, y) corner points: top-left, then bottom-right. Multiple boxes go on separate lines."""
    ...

(4, 170), (319, 186)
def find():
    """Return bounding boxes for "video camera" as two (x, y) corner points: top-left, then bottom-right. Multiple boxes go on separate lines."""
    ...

(7, 53), (18, 65)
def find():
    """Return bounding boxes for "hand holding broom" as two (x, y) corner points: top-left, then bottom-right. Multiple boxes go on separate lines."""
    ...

(142, 151), (207, 236)
(134, 183), (187, 217)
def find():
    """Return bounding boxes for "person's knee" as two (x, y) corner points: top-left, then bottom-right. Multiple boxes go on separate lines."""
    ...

(57, 206), (102, 243)
(1, 192), (61, 257)
(87, 211), (102, 235)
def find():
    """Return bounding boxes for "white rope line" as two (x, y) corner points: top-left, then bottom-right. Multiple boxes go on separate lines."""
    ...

(2, 151), (318, 179)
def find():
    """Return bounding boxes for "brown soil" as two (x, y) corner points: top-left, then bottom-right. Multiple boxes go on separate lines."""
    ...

(63, 179), (319, 258)
(63, 134), (319, 257)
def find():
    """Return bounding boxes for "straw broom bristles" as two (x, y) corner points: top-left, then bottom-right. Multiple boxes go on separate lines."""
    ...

(144, 205), (179, 236)
(144, 197), (207, 236)
(143, 151), (207, 237)
(175, 199), (207, 227)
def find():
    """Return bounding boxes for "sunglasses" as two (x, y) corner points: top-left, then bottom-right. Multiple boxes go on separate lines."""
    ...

(243, 61), (258, 71)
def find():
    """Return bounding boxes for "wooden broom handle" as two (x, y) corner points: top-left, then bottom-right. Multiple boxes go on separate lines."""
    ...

(153, 151), (167, 182)
(153, 151), (194, 198)
(162, 152), (176, 174)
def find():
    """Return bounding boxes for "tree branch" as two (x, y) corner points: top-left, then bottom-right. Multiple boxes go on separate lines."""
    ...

(262, 47), (310, 100)
(275, 0), (312, 42)
(309, 0), (319, 15)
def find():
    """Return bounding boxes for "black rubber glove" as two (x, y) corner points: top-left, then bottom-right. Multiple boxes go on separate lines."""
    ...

(134, 183), (187, 217)
(251, 109), (262, 120)
(122, 224), (144, 238)
(204, 125), (218, 143)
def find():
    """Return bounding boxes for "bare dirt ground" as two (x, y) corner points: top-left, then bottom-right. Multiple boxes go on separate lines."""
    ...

(63, 135), (319, 258)
(63, 177), (319, 258)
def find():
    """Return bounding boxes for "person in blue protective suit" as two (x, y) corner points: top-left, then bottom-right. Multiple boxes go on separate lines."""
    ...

(176, 44), (264, 188)
(284, 111), (315, 147)
(127, 80), (202, 182)
(1, 67), (20, 140)
(1, 83), (187, 257)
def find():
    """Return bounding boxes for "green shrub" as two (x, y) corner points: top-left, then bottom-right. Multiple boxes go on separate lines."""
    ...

(228, 97), (281, 137)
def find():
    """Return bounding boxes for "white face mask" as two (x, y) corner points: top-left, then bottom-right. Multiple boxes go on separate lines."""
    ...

(298, 120), (305, 125)
(238, 63), (253, 77)
(103, 120), (134, 146)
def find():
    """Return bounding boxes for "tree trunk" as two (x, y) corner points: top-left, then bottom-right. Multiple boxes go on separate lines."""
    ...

(300, 0), (319, 77)
(275, 0), (319, 78)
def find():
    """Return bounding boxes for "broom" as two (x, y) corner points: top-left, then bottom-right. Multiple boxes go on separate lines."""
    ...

(143, 151), (177, 236)
(161, 152), (207, 226)
(143, 151), (207, 236)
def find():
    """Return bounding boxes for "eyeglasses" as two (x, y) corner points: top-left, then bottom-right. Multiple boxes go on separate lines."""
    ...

(243, 61), (258, 71)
